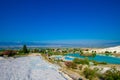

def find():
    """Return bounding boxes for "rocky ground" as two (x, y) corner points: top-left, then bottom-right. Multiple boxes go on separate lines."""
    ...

(0, 56), (67, 80)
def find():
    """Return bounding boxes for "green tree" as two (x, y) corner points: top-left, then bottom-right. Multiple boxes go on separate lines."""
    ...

(92, 51), (96, 59)
(80, 50), (83, 55)
(23, 45), (28, 54)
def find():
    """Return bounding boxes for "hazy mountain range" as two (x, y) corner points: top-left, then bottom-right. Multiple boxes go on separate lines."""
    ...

(0, 40), (120, 48)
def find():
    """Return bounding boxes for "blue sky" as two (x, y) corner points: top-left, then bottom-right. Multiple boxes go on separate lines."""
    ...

(0, 0), (120, 42)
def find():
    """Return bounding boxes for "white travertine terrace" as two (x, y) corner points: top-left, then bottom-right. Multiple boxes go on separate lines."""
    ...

(91, 46), (120, 53)
(0, 56), (67, 80)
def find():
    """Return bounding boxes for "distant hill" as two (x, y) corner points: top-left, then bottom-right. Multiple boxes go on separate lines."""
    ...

(0, 41), (120, 49)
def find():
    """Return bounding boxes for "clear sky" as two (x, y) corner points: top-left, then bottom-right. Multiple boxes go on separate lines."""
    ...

(0, 0), (120, 42)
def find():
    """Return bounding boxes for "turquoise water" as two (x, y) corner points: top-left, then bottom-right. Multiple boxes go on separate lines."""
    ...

(64, 56), (74, 61)
(65, 53), (120, 64)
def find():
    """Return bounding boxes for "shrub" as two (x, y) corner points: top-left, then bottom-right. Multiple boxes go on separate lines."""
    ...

(0, 52), (3, 56)
(103, 67), (120, 80)
(18, 49), (23, 54)
(83, 67), (97, 80)
(105, 51), (110, 53)
(80, 50), (83, 55)
(92, 60), (107, 65)
(33, 48), (39, 53)
(2, 50), (17, 56)
(73, 58), (81, 64)
(64, 61), (77, 69)
(113, 51), (117, 53)
(92, 53), (96, 58)
(78, 65), (83, 70)
(99, 62), (107, 65)
(73, 58), (89, 65)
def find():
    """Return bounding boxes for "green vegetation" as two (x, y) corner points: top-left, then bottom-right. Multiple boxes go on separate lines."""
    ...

(73, 58), (89, 65)
(92, 51), (96, 58)
(80, 50), (83, 55)
(83, 67), (98, 80)
(113, 51), (117, 53)
(92, 60), (107, 65)
(0, 45), (31, 57)
(39, 48), (68, 56)
(105, 51), (113, 56)
(0, 50), (17, 57)
(32, 48), (40, 53)
(103, 67), (120, 80)
(64, 61), (77, 69)
(83, 67), (120, 80)
(105, 51), (111, 53)
(73, 57), (107, 66)
(22, 45), (29, 54)
(80, 52), (96, 57)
